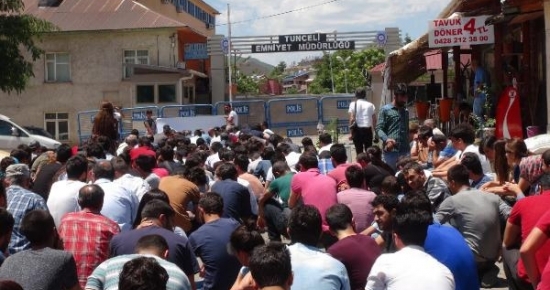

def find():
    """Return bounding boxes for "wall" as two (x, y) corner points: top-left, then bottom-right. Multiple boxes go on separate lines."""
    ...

(0, 29), (179, 144)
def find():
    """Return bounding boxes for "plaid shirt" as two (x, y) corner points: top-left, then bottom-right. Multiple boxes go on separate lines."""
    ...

(318, 158), (334, 175)
(376, 104), (410, 153)
(6, 185), (48, 254)
(58, 210), (120, 288)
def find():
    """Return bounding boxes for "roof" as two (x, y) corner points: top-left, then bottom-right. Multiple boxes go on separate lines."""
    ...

(125, 63), (208, 78)
(22, 0), (187, 32)
(387, 0), (496, 85)
(370, 62), (386, 73)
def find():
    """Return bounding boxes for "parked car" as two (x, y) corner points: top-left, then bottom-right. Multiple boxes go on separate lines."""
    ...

(23, 126), (55, 139)
(0, 115), (60, 150)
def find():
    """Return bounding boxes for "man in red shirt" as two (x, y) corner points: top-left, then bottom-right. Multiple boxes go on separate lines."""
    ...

(327, 144), (356, 191)
(129, 136), (156, 162)
(503, 173), (550, 290)
(58, 184), (120, 288)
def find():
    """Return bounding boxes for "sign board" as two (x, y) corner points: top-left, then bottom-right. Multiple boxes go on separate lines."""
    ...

(221, 38), (229, 55)
(338, 125), (350, 134)
(287, 128), (304, 137)
(336, 100), (351, 109)
(428, 16), (494, 48)
(376, 31), (387, 46)
(184, 43), (208, 60)
(179, 108), (196, 117)
(252, 41), (355, 53)
(132, 111), (146, 121)
(233, 105), (250, 115)
(278, 33), (327, 44)
(286, 104), (303, 114)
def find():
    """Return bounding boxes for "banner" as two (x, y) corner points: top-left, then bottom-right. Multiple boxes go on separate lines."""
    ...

(428, 16), (494, 48)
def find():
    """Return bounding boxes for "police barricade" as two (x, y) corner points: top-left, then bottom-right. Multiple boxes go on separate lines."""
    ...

(119, 106), (159, 138)
(266, 97), (319, 138)
(159, 104), (215, 118)
(77, 110), (99, 144)
(214, 101), (266, 128)
(319, 95), (355, 136)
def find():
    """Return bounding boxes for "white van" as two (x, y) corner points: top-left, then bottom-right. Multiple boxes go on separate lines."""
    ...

(0, 114), (61, 151)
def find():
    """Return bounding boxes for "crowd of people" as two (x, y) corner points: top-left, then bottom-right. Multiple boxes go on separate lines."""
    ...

(0, 85), (549, 290)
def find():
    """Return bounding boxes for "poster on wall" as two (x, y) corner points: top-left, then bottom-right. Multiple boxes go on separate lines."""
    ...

(428, 16), (494, 48)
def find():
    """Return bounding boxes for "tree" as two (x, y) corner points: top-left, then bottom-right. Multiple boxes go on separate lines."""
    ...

(235, 72), (259, 95)
(404, 33), (413, 45)
(269, 61), (287, 79)
(309, 48), (385, 94)
(0, 0), (56, 93)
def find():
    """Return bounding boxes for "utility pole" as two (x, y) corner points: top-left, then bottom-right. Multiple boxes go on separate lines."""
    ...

(227, 3), (233, 104)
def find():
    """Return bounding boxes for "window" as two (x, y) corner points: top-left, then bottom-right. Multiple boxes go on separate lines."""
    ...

(124, 50), (149, 78)
(45, 113), (69, 141)
(0, 121), (13, 136)
(45, 52), (71, 82)
(136, 84), (177, 104)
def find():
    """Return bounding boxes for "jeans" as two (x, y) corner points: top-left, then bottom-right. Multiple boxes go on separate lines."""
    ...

(263, 199), (290, 241)
(502, 246), (534, 290)
(473, 93), (486, 122)
(383, 151), (409, 172)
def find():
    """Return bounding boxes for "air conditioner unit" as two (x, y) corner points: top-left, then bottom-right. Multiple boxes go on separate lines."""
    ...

(177, 62), (186, 69)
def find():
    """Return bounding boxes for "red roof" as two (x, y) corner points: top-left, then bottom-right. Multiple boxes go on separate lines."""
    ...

(22, 0), (187, 32)
(370, 62), (385, 73)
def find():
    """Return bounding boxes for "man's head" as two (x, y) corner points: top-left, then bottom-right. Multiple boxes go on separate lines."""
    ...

(198, 192), (224, 221)
(355, 87), (366, 99)
(318, 133), (332, 147)
(20, 210), (56, 248)
(78, 184), (105, 211)
(162, 125), (172, 135)
(460, 152), (483, 178)
(93, 160), (115, 181)
(233, 154), (250, 174)
(250, 242), (293, 290)
(66, 154), (88, 181)
(272, 161), (290, 179)
(55, 144), (73, 163)
(141, 200), (175, 230)
(325, 203), (354, 235)
(345, 165), (364, 188)
(125, 134), (138, 147)
(392, 208), (432, 249)
(538, 173), (550, 193)
(215, 162), (238, 180)
(5, 164), (31, 188)
(393, 83), (408, 107)
(111, 156), (130, 178)
(417, 125), (433, 146)
(118, 257), (168, 290)
(230, 225), (265, 266)
(372, 194), (399, 230)
(449, 123), (475, 150)
(381, 175), (401, 196)
(135, 234), (170, 259)
(287, 205), (322, 247)
(224, 104), (233, 114)
(447, 164), (470, 194)
(133, 155), (156, 175)
(0, 208), (14, 252)
(402, 162), (427, 190)
(330, 144), (347, 166)
(423, 119), (436, 129)
(431, 134), (448, 151)
(298, 151), (318, 171)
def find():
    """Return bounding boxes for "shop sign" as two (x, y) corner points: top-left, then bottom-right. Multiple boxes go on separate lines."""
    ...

(428, 16), (494, 48)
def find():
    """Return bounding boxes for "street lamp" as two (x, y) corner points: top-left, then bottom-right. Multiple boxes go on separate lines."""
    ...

(336, 55), (351, 94)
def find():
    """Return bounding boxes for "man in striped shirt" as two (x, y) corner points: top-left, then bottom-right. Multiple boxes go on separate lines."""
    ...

(59, 184), (120, 288)
(86, 234), (191, 290)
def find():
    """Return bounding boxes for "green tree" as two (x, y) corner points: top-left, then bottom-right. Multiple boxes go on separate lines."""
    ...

(0, 0), (55, 93)
(404, 33), (413, 44)
(235, 72), (259, 95)
(269, 61), (287, 79)
(310, 48), (385, 94)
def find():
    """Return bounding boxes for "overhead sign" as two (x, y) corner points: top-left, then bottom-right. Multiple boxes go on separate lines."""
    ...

(251, 41), (355, 53)
(428, 16), (494, 48)
(279, 33), (327, 44)
(184, 43), (208, 60)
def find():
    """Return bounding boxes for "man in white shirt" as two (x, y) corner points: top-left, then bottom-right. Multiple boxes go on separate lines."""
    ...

(111, 156), (150, 201)
(366, 200), (455, 290)
(47, 155), (88, 227)
(348, 87), (376, 154)
(318, 133), (334, 155)
(224, 104), (239, 129)
(92, 160), (139, 231)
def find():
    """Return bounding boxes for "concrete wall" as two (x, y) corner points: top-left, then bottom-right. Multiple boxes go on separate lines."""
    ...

(0, 29), (181, 144)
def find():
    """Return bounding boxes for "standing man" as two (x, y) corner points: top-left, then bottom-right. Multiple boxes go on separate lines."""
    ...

(224, 104), (239, 130)
(144, 109), (157, 137)
(376, 83), (410, 170)
(349, 87), (376, 154)
(472, 59), (489, 122)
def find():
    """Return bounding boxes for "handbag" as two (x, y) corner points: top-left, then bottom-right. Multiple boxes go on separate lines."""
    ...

(350, 100), (359, 134)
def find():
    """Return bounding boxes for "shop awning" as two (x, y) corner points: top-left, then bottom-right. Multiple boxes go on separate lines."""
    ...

(125, 63), (208, 78)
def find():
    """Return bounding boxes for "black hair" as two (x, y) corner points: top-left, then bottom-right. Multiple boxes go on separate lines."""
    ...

(371, 194), (399, 212)
(298, 151), (318, 170)
(210, 142), (223, 153)
(141, 199), (175, 220)
(366, 146), (395, 174)
(216, 162), (238, 180)
(417, 125), (433, 140)
(460, 152), (483, 175)
(399, 190), (434, 215)
(330, 144), (347, 164)
(345, 165), (364, 188)
(479, 135), (497, 155)
(392, 210), (432, 247)
(219, 148), (236, 162)
(55, 144), (73, 163)
(288, 205), (322, 246)
(0, 208), (14, 237)
(182, 166), (207, 187)
(133, 189), (170, 229)
(134, 155), (156, 173)
(118, 257), (168, 290)
(318, 133), (332, 145)
(381, 175), (401, 196)
(261, 146), (275, 161)
(543, 149), (550, 166)
(249, 242), (291, 288)
(111, 156), (129, 173)
(301, 137), (314, 147)
(432, 134), (447, 144)
(78, 184), (105, 209)
(402, 161), (423, 174)
(230, 225), (265, 255)
(447, 164), (470, 186)
(539, 173), (550, 190)
(135, 234), (169, 253)
(159, 145), (174, 161)
(10, 149), (29, 164)
(199, 192), (224, 215)
(234, 154), (250, 172)
(20, 210), (55, 245)
(449, 123), (475, 145)
(65, 155), (88, 179)
(93, 160), (115, 180)
(325, 203), (353, 232)
(355, 87), (366, 99)
(86, 143), (106, 159)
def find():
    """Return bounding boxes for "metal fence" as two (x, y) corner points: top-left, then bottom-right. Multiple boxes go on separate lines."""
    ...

(77, 110), (99, 144)
(119, 106), (160, 138)
(266, 97), (320, 138)
(159, 104), (215, 118)
(214, 100), (267, 128)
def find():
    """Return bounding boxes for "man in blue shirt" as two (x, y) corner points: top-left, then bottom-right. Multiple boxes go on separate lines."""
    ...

(472, 59), (489, 122)
(376, 83), (410, 171)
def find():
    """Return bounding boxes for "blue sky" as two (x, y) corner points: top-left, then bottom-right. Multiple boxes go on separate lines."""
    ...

(206, 0), (451, 66)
